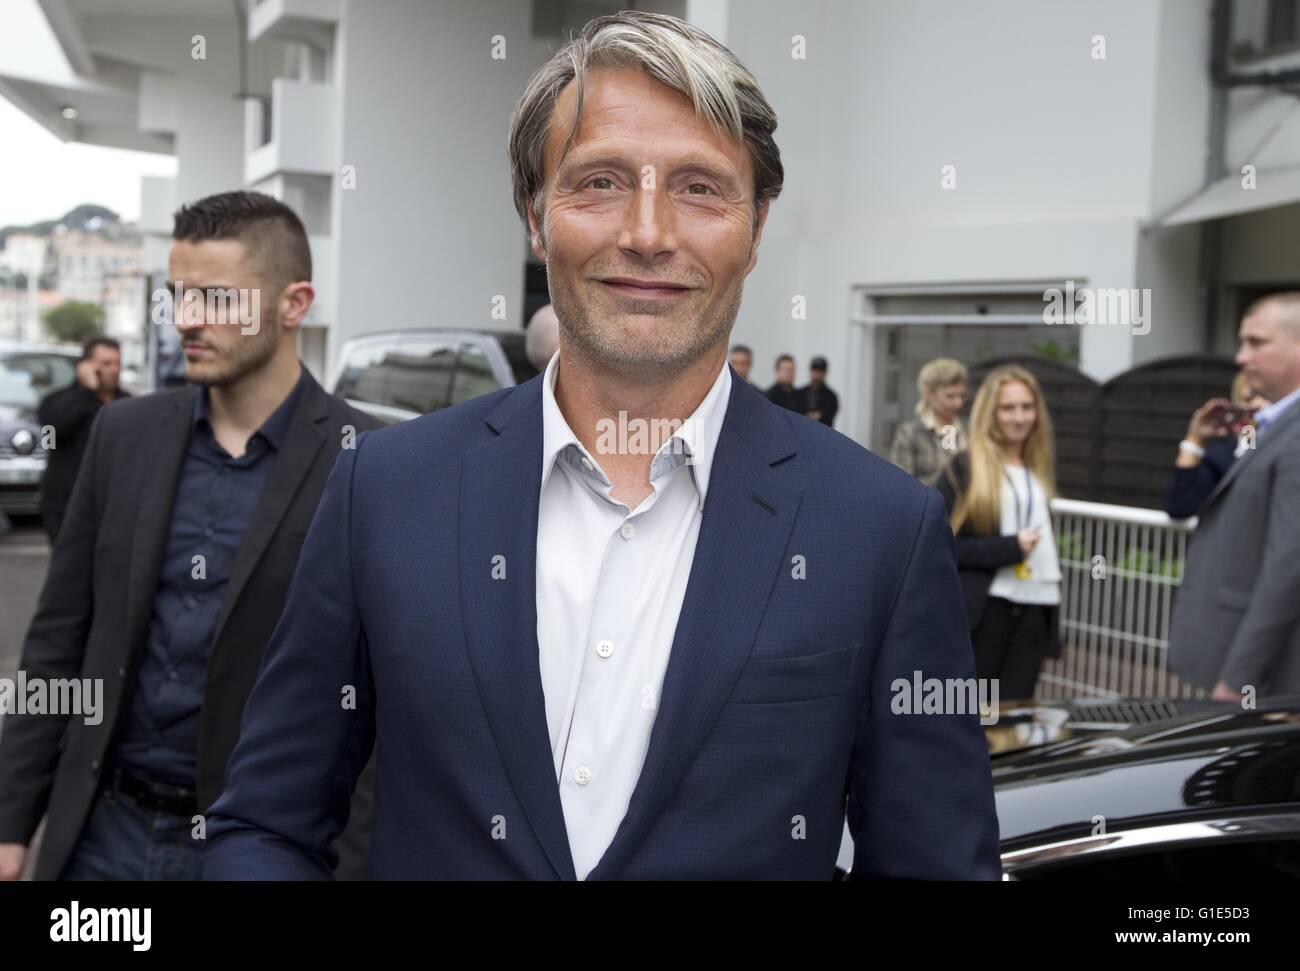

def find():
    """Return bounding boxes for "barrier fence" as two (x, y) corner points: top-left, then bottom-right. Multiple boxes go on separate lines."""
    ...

(1042, 498), (1205, 700)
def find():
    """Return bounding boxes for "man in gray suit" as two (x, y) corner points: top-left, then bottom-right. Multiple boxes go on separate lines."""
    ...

(1170, 293), (1300, 700)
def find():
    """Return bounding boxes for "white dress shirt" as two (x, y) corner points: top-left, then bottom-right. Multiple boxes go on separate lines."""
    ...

(535, 352), (732, 879)
(987, 465), (1062, 605)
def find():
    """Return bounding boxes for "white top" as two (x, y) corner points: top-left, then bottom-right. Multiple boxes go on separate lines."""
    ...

(986, 465), (1062, 606)
(535, 352), (732, 879)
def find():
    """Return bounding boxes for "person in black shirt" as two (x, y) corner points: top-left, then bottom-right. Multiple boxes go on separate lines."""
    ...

(798, 355), (839, 427)
(37, 337), (130, 543)
(766, 353), (799, 411)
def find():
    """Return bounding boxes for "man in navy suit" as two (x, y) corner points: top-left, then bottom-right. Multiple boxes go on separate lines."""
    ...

(204, 11), (1000, 880)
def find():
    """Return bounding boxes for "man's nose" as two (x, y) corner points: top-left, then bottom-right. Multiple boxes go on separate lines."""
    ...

(619, 183), (676, 259)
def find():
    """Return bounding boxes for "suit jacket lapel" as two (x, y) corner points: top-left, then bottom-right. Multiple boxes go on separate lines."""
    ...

(459, 381), (577, 881)
(587, 379), (803, 879)
(210, 371), (328, 647)
(123, 387), (197, 660)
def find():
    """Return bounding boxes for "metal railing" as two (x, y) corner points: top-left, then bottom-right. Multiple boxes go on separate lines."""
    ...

(1041, 498), (1205, 700)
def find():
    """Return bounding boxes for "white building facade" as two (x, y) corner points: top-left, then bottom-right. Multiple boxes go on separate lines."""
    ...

(3, 0), (1299, 453)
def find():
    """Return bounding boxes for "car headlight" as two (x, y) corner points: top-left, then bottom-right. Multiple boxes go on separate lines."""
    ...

(10, 428), (35, 454)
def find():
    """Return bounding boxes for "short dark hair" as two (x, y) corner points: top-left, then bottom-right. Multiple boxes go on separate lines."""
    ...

(172, 191), (312, 294)
(82, 336), (120, 360)
(729, 344), (752, 357)
(775, 353), (794, 367)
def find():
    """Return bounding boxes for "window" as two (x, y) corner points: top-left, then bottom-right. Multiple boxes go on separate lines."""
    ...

(387, 337), (457, 414)
(448, 342), (502, 406)
(1268, 0), (1300, 47)
(334, 340), (398, 408)
(2, 353), (76, 403)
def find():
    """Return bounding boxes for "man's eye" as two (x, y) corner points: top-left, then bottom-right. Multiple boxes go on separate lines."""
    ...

(685, 182), (716, 195)
(585, 176), (615, 190)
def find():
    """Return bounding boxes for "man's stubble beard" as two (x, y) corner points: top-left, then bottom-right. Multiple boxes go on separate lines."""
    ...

(546, 252), (746, 384)
(187, 305), (280, 388)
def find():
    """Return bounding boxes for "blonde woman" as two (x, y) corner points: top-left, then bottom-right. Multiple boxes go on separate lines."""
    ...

(935, 365), (1061, 700)
(890, 358), (969, 485)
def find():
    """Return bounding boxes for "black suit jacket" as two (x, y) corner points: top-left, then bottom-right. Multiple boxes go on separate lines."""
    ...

(934, 452), (1061, 658)
(37, 383), (130, 515)
(0, 365), (380, 879)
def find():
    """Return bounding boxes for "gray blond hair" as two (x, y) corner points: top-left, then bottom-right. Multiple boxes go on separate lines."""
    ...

(916, 357), (969, 415)
(506, 11), (783, 235)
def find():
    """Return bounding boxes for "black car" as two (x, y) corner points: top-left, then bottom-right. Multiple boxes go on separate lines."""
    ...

(995, 696), (1300, 880)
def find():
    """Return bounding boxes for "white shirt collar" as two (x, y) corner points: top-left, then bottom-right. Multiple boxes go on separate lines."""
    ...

(540, 351), (732, 509)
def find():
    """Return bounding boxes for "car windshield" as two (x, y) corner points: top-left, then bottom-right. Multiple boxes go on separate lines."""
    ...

(0, 362), (39, 410)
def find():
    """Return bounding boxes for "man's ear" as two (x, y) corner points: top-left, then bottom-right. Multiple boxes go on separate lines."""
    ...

(526, 198), (547, 262)
(277, 281), (314, 331)
(745, 198), (771, 275)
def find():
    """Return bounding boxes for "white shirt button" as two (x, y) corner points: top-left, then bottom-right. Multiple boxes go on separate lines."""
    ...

(574, 765), (592, 786)
(580, 456), (595, 473)
(596, 639), (614, 658)
(619, 521), (635, 540)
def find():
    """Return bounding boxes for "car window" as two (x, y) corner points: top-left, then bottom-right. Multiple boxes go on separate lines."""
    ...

(334, 340), (400, 409)
(0, 364), (38, 410)
(387, 337), (457, 414)
(3, 353), (76, 403)
(449, 342), (502, 406)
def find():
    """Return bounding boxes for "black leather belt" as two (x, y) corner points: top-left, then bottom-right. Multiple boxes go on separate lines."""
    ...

(110, 767), (198, 817)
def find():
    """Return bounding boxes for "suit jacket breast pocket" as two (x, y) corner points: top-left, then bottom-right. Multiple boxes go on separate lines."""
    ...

(728, 645), (858, 705)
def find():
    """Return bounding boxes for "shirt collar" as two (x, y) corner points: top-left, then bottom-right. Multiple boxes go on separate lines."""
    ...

(540, 352), (732, 509)
(192, 364), (307, 452)
(919, 409), (964, 434)
(1254, 385), (1300, 436)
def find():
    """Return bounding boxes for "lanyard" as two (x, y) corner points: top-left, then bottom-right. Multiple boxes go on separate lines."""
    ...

(1005, 467), (1033, 530)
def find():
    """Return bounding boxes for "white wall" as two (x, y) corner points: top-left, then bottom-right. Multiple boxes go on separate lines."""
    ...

(716, 0), (1212, 444)
(329, 0), (557, 368)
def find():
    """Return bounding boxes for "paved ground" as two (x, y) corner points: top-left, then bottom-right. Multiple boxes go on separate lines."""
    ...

(0, 516), (49, 686)
(0, 515), (50, 877)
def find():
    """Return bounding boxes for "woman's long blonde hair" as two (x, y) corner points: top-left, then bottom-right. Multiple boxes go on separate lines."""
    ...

(950, 365), (1056, 535)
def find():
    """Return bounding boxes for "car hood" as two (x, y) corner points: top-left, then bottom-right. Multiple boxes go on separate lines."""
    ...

(0, 403), (39, 430)
(991, 696), (1300, 844)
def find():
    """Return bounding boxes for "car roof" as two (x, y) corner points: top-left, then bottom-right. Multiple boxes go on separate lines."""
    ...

(0, 341), (81, 357)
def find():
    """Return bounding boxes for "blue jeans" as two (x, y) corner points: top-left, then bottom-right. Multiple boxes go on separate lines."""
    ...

(60, 786), (203, 880)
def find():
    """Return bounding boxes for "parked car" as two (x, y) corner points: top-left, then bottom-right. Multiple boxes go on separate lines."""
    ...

(0, 342), (80, 516)
(328, 329), (538, 424)
(832, 695), (1300, 880)
(996, 696), (1300, 880)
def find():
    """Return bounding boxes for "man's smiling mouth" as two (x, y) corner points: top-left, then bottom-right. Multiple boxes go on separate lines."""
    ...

(599, 277), (693, 299)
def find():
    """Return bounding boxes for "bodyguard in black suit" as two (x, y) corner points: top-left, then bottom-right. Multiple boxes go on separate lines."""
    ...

(0, 191), (378, 881)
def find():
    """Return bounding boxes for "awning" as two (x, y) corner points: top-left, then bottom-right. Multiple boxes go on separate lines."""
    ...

(1157, 165), (1300, 226)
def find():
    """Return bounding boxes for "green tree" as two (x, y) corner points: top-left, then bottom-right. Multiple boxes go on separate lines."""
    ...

(42, 300), (104, 344)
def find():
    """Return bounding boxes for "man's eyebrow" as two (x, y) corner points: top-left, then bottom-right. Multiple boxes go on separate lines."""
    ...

(560, 152), (740, 184)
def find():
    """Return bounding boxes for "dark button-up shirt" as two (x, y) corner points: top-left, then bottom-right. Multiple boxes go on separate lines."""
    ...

(114, 369), (306, 787)
(766, 382), (800, 412)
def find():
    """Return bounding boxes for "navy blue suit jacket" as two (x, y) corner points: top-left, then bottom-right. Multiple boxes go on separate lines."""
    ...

(203, 370), (1000, 879)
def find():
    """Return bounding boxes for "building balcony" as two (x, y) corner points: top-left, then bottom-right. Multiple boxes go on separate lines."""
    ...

(248, 0), (340, 48)
(244, 77), (338, 184)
